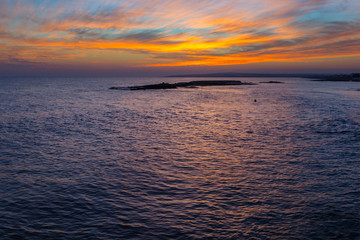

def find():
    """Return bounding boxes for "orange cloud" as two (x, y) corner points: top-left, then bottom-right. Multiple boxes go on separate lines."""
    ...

(1, 0), (359, 71)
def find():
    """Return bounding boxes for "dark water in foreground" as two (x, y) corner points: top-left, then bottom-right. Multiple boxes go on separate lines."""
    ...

(0, 77), (360, 239)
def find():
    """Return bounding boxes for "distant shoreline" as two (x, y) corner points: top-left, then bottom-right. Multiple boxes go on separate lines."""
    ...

(110, 80), (256, 90)
(166, 72), (360, 82)
(166, 72), (324, 78)
(110, 73), (360, 90)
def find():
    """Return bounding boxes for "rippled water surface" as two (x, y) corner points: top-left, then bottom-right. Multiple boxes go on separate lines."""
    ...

(1, 77), (360, 239)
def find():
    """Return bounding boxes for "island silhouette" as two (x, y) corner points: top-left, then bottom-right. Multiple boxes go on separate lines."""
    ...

(110, 80), (256, 90)
(110, 73), (360, 90)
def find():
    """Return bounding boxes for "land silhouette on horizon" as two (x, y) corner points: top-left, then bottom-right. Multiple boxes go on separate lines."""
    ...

(110, 72), (360, 90)
(166, 72), (360, 81)
(167, 72), (321, 78)
(110, 80), (256, 90)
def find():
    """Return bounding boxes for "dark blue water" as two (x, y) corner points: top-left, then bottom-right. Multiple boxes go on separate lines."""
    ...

(1, 77), (360, 239)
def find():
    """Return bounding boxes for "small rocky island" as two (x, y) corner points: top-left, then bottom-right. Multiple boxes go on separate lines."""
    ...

(259, 81), (284, 84)
(110, 80), (256, 90)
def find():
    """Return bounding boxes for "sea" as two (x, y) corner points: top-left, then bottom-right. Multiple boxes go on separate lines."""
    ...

(0, 77), (359, 240)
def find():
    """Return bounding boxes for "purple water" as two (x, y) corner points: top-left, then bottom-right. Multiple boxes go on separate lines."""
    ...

(1, 77), (359, 239)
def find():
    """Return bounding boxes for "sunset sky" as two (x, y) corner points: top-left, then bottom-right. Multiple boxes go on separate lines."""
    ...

(1, 0), (360, 77)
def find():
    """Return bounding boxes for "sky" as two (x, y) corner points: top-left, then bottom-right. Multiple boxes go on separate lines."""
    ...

(1, 0), (360, 77)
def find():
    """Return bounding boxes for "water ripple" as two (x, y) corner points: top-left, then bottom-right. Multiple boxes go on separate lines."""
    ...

(1, 77), (360, 239)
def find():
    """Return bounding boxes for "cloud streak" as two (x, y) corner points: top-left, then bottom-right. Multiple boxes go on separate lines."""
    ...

(1, 0), (359, 74)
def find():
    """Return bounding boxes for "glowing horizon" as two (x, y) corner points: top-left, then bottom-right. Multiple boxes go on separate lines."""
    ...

(1, 0), (360, 76)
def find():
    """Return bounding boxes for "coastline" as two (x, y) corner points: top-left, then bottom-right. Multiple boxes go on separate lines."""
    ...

(166, 72), (360, 82)
(110, 80), (256, 90)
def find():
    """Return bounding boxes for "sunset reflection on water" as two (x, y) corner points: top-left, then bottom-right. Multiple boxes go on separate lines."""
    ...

(0, 77), (359, 239)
